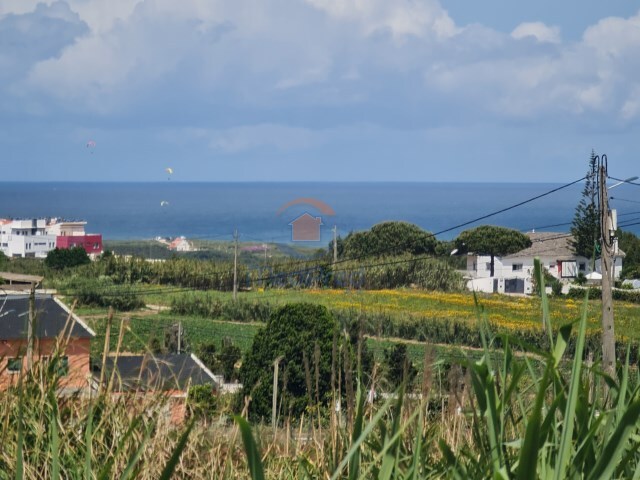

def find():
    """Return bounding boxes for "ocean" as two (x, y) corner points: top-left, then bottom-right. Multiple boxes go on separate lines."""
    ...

(0, 182), (635, 244)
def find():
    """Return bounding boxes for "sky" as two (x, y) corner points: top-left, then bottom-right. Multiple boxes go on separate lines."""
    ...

(1, 0), (640, 182)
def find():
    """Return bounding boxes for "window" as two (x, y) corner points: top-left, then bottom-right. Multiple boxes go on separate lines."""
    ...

(7, 357), (22, 373)
(561, 261), (578, 278)
(512, 264), (523, 272)
(579, 263), (586, 272)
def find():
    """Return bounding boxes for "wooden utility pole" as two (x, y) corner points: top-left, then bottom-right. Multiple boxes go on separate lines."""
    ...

(332, 226), (338, 264)
(599, 161), (616, 377)
(272, 356), (284, 429)
(99, 307), (114, 389)
(177, 321), (182, 354)
(233, 229), (238, 301)
(27, 283), (36, 370)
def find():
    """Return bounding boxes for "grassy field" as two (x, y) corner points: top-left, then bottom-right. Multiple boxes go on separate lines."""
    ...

(136, 287), (640, 342)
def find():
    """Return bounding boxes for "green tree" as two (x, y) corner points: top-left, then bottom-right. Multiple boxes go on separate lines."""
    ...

(617, 228), (640, 279)
(334, 221), (437, 259)
(195, 341), (219, 373)
(45, 246), (91, 270)
(239, 303), (337, 420)
(456, 225), (532, 277)
(571, 151), (599, 259)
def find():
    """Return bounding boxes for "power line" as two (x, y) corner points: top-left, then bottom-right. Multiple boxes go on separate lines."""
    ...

(46, 177), (588, 300)
(607, 176), (640, 187)
(610, 197), (640, 205)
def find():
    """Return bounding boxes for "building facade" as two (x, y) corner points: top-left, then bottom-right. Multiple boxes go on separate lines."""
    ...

(465, 232), (624, 294)
(0, 218), (103, 258)
(0, 219), (57, 258)
(0, 295), (95, 393)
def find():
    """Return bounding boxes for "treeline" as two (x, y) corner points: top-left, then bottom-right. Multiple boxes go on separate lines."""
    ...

(52, 252), (463, 293)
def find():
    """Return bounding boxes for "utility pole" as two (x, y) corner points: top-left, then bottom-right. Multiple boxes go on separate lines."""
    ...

(272, 356), (284, 429)
(598, 156), (616, 377)
(233, 229), (238, 301)
(332, 225), (338, 264)
(177, 321), (182, 354)
(27, 283), (36, 370)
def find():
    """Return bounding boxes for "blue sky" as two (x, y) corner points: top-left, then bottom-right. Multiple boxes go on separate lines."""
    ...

(1, 0), (640, 182)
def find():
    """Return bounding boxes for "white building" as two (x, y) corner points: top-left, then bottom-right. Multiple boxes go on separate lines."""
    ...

(168, 236), (193, 252)
(46, 219), (87, 236)
(0, 219), (57, 258)
(466, 232), (624, 294)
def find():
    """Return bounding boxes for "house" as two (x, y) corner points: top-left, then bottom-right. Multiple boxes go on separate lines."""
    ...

(0, 294), (95, 393)
(46, 219), (103, 258)
(0, 218), (103, 259)
(168, 236), (193, 252)
(0, 219), (57, 258)
(289, 213), (323, 241)
(96, 353), (219, 423)
(466, 232), (624, 294)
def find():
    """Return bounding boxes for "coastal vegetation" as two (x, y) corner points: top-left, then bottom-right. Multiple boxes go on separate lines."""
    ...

(4, 266), (640, 478)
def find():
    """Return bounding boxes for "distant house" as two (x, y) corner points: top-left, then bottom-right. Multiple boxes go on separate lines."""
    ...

(466, 232), (624, 294)
(289, 213), (323, 241)
(96, 353), (219, 423)
(0, 219), (57, 258)
(0, 218), (102, 258)
(0, 295), (95, 393)
(168, 236), (193, 252)
(46, 219), (103, 258)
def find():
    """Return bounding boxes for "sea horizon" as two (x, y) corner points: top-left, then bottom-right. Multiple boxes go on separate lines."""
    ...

(1, 181), (636, 243)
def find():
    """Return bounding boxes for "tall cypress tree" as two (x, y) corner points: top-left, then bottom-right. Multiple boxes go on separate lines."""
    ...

(571, 151), (599, 259)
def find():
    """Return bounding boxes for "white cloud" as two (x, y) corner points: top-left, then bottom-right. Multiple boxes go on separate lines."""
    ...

(2, 0), (640, 128)
(511, 22), (561, 44)
(305, 0), (458, 40)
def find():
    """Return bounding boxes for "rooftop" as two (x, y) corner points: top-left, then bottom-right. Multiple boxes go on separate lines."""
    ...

(98, 353), (218, 392)
(0, 295), (95, 339)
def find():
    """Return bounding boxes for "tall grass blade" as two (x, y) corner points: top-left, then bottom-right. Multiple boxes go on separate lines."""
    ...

(158, 419), (195, 480)
(120, 422), (154, 480)
(48, 390), (60, 480)
(330, 395), (395, 480)
(348, 382), (365, 480)
(84, 402), (95, 480)
(587, 399), (640, 480)
(235, 416), (265, 480)
(553, 292), (589, 480)
(516, 365), (551, 480)
(378, 386), (404, 480)
(96, 415), (143, 480)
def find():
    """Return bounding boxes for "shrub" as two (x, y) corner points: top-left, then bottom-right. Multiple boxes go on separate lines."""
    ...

(187, 384), (218, 419)
(45, 246), (91, 270)
(239, 303), (338, 420)
(62, 276), (145, 311)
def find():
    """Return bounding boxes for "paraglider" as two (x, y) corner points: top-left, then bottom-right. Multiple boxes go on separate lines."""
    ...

(165, 167), (173, 180)
(86, 140), (96, 153)
(160, 200), (170, 207)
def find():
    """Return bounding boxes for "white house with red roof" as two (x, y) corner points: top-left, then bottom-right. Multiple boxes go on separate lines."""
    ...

(168, 236), (193, 252)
